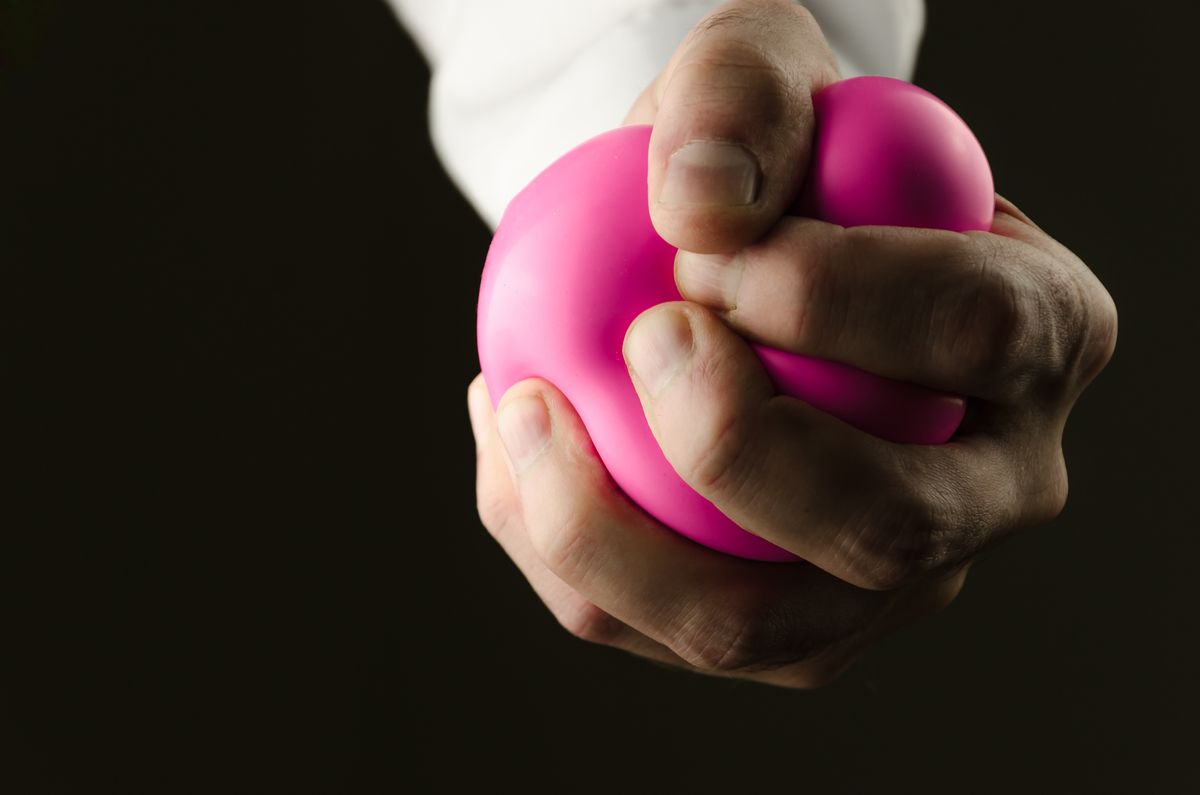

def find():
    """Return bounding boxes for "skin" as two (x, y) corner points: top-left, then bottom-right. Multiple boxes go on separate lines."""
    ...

(466, 0), (1118, 688)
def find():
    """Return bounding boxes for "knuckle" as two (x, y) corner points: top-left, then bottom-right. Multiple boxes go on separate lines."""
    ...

(670, 585), (870, 677)
(673, 592), (841, 675)
(475, 490), (513, 537)
(784, 0), (819, 29)
(777, 234), (839, 350)
(531, 502), (603, 581)
(674, 389), (755, 501)
(555, 600), (624, 647)
(847, 548), (928, 593)
(941, 237), (1119, 395)
(736, 228), (834, 350)
(1077, 279), (1119, 382)
(674, 602), (776, 674)
(943, 240), (1039, 387)
(838, 496), (960, 591)
(691, 6), (757, 40)
(475, 476), (516, 537)
(672, 43), (795, 117)
(676, 1), (836, 112)
(1018, 253), (1118, 395)
(693, 1), (821, 44)
(1032, 261), (1096, 387)
(1029, 450), (1070, 525)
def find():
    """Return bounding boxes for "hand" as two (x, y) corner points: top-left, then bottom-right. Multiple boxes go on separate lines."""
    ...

(469, 373), (969, 687)
(628, 195), (1116, 591)
(467, 0), (1118, 687)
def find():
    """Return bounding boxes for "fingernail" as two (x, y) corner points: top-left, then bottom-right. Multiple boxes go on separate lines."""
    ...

(497, 394), (551, 474)
(659, 141), (760, 208)
(624, 307), (694, 395)
(675, 251), (742, 310)
(467, 379), (491, 448)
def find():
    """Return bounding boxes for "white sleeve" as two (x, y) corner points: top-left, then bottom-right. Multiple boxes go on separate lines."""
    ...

(388, 0), (925, 229)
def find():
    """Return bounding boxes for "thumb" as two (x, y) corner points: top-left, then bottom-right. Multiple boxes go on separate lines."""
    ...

(648, 0), (839, 253)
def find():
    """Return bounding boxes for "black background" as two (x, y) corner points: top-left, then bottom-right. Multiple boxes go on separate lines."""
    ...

(2, 1), (1196, 792)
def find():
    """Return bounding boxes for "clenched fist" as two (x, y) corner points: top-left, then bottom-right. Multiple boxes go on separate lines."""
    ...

(468, 0), (1117, 688)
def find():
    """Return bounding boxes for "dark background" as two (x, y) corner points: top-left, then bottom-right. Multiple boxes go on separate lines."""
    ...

(2, 1), (1195, 792)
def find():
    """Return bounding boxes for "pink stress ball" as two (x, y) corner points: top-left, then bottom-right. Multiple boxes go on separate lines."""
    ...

(477, 76), (994, 562)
